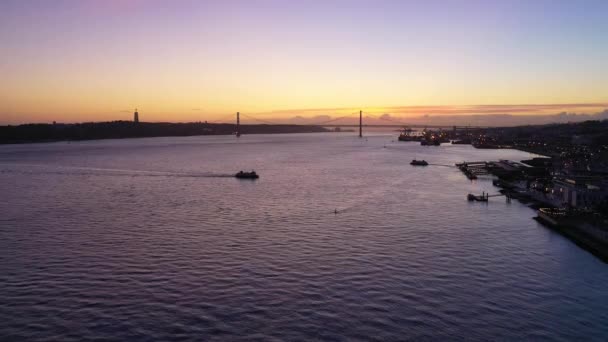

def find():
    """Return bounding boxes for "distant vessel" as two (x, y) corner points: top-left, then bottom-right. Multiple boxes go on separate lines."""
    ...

(410, 159), (428, 166)
(421, 140), (440, 146)
(398, 134), (418, 142)
(235, 170), (259, 179)
(397, 127), (418, 141)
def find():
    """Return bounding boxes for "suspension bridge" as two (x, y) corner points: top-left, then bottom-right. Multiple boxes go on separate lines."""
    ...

(207, 111), (488, 137)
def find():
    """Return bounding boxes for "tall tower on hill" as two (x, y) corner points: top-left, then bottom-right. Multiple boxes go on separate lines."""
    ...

(134, 108), (139, 123)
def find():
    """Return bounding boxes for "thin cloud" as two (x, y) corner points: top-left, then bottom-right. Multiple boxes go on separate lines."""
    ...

(253, 103), (608, 118)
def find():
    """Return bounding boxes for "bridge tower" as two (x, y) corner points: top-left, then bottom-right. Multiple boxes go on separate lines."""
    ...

(359, 110), (362, 138)
(236, 112), (241, 137)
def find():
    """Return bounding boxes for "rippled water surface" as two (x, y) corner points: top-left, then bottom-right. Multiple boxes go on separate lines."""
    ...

(1, 133), (607, 341)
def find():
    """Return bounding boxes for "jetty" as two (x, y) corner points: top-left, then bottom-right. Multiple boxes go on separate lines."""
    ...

(468, 193), (488, 202)
(467, 192), (507, 202)
(456, 161), (490, 180)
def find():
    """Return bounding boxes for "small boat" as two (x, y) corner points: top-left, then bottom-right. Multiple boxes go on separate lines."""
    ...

(410, 159), (428, 166)
(235, 170), (259, 179)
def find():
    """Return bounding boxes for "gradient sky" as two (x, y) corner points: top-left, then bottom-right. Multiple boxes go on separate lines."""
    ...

(1, 0), (607, 124)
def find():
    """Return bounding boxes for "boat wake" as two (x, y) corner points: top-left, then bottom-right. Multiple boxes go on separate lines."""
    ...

(0, 163), (234, 179)
(427, 163), (455, 167)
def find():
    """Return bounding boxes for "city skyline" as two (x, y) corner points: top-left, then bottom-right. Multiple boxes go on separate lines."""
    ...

(1, 0), (608, 124)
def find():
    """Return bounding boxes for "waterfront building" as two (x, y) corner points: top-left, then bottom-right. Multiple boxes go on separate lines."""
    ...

(552, 177), (607, 209)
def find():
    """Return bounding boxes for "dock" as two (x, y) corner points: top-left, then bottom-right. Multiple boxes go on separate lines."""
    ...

(468, 193), (488, 201)
(467, 192), (508, 202)
(456, 161), (490, 180)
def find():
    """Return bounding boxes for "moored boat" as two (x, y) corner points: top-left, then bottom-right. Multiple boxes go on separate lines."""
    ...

(398, 134), (418, 142)
(467, 193), (488, 202)
(421, 140), (440, 146)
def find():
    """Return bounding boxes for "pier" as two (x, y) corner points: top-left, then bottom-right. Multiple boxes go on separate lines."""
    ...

(456, 161), (490, 180)
(467, 192), (507, 202)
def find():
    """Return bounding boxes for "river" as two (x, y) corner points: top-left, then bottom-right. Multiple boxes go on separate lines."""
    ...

(1, 133), (606, 341)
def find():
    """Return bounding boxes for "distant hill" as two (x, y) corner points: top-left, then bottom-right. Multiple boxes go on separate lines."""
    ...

(280, 109), (608, 127)
(396, 110), (608, 127)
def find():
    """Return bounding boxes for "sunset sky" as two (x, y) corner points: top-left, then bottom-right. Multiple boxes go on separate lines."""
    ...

(1, 0), (607, 124)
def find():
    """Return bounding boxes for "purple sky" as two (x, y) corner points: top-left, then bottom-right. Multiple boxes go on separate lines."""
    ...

(1, 0), (607, 123)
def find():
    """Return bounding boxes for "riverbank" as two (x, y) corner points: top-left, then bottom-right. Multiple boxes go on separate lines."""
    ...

(485, 162), (608, 263)
(0, 121), (329, 144)
(534, 215), (608, 263)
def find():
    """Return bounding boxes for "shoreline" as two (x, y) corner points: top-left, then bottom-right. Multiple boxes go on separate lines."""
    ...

(534, 216), (608, 263)
(0, 122), (331, 145)
(508, 189), (608, 263)
(0, 131), (332, 145)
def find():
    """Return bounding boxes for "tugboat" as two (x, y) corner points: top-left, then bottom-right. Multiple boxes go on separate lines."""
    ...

(235, 170), (259, 179)
(410, 159), (429, 166)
